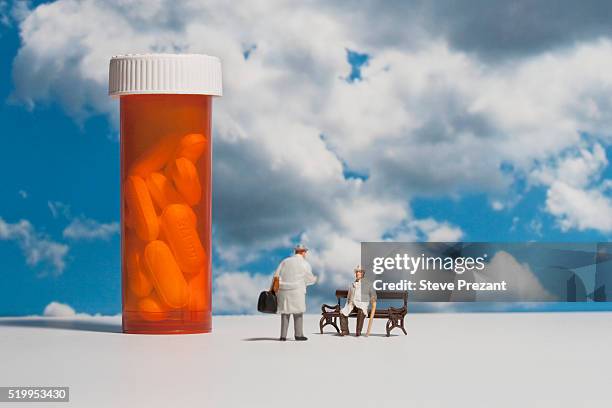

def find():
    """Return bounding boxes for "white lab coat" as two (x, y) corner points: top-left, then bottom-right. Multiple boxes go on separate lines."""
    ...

(341, 280), (370, 316)
(274, 254), (317, 314)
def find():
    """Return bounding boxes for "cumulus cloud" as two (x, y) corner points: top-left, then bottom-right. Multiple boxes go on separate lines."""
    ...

(531, 142), (612, 232)
(213, 272), (271, 314)
(0, 217), (69, 274)
(546, 182), (612, 232)
(531, 143), (608, 188)
(0, 0), (30, 31)
(408, 218), (464, 242)
(13, 2), (612, 226)
(0, 1), (9, 27)
(42, 301), (108, 317)
(417, 1), (612, 59)
(9, 0), (612, 311)
(48, 200), (119, 241)
(63, 218), (119, 241)
(320, 1), (612, 59)
(472, 251), (555, 301)
(43, 301), (76, 317)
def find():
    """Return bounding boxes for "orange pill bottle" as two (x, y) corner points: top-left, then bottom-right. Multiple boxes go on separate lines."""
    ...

(109, 54), (222, 334)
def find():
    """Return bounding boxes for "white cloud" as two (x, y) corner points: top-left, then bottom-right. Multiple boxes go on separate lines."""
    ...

(491, 200), (504, 211)
(43, 301), (76, 317)
(47, 200), (71, 219)
(42, 301), (109, 317)
(303, 231), (364, 291)
(387, 218), (464, 243)
(11, 0), (30, 21)
(47, 200), (119, 241)
(323, 1), (612, 59)
(530, 142), (612, 233)
(213, 272), (271, 314)
(410, 218), (464, 242)
(0, 0), (30, 29)
(0, 217), (69, 274)
(473, 251), (555, 301)
(531, 143), (607, 188)
(63, 218), (119, 241)
(546, 182), (612, 232)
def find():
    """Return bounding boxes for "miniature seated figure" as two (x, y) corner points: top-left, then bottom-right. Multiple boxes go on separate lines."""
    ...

(340, 265), (377, 336)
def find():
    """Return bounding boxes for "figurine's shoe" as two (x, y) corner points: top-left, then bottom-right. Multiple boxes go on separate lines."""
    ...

(279, 337), (287, 341)
(295, 336), (308, 341)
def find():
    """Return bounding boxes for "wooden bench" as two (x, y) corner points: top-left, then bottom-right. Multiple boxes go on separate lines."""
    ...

(320, 290), (408, 336)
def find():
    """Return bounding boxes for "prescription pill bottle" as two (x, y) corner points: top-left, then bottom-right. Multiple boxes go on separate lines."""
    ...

(109, 54), (222, 334)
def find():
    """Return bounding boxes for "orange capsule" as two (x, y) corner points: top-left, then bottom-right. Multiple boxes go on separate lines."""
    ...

(145, 171), (186, 210)
(125, 230), (152, 298)
(143, 240), (189, 308)
(156, 203), (196, 231)
(124, 287), (139, 311)
(126, 248), (152, 298)
(175, 133), (206, 163)
(128, 134), (181, 178)
(124, 202), (134, 229)
(161, 204), (206, 276)
(168, 157), (202, 205)
(184, 205), (197, 227)
(137, 293), (169, 321)
(187, 270), (207, 311)
(125, 211), (134, 230)
(125, 175), (159, 241)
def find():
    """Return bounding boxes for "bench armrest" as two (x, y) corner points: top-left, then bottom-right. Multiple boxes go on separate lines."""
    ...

(321, 304), (340, 313)
(388, 306), (407, 315)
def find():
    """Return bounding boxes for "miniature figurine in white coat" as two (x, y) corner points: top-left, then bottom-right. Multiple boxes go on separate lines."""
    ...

(340, 265), (377, 336)
(273, 244), (317, 341)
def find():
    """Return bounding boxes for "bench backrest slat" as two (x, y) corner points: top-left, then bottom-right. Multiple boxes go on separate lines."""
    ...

(335, 290), (407, 301)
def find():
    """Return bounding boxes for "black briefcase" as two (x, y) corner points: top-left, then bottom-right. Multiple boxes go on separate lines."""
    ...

(257, 290), (278, 314)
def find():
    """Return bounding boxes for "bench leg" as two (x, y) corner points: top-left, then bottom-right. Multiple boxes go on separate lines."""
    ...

(319, 315), (340, 334)
(329, 317), (340, 334)
(386, 315), (406, 336)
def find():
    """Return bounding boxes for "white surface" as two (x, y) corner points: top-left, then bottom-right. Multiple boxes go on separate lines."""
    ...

(109, 54), (223, 96)
(0, 313), (611, 407)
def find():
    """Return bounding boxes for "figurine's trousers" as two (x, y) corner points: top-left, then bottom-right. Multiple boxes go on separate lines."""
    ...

(280, 313), (303, 338)
(339, 308), (365, 336)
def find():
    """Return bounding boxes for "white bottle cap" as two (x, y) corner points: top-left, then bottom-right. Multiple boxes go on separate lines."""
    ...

(109, 53), (222, 97)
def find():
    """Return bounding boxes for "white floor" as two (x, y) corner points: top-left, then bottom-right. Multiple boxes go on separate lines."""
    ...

(0, 313), (610, 407)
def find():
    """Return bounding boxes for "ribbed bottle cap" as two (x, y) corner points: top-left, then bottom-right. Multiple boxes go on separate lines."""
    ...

(108, 54), (222, 97)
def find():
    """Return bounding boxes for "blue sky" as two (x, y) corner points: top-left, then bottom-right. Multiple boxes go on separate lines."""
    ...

(0, 14), (120, 315)
(2, 0), (612, 316)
